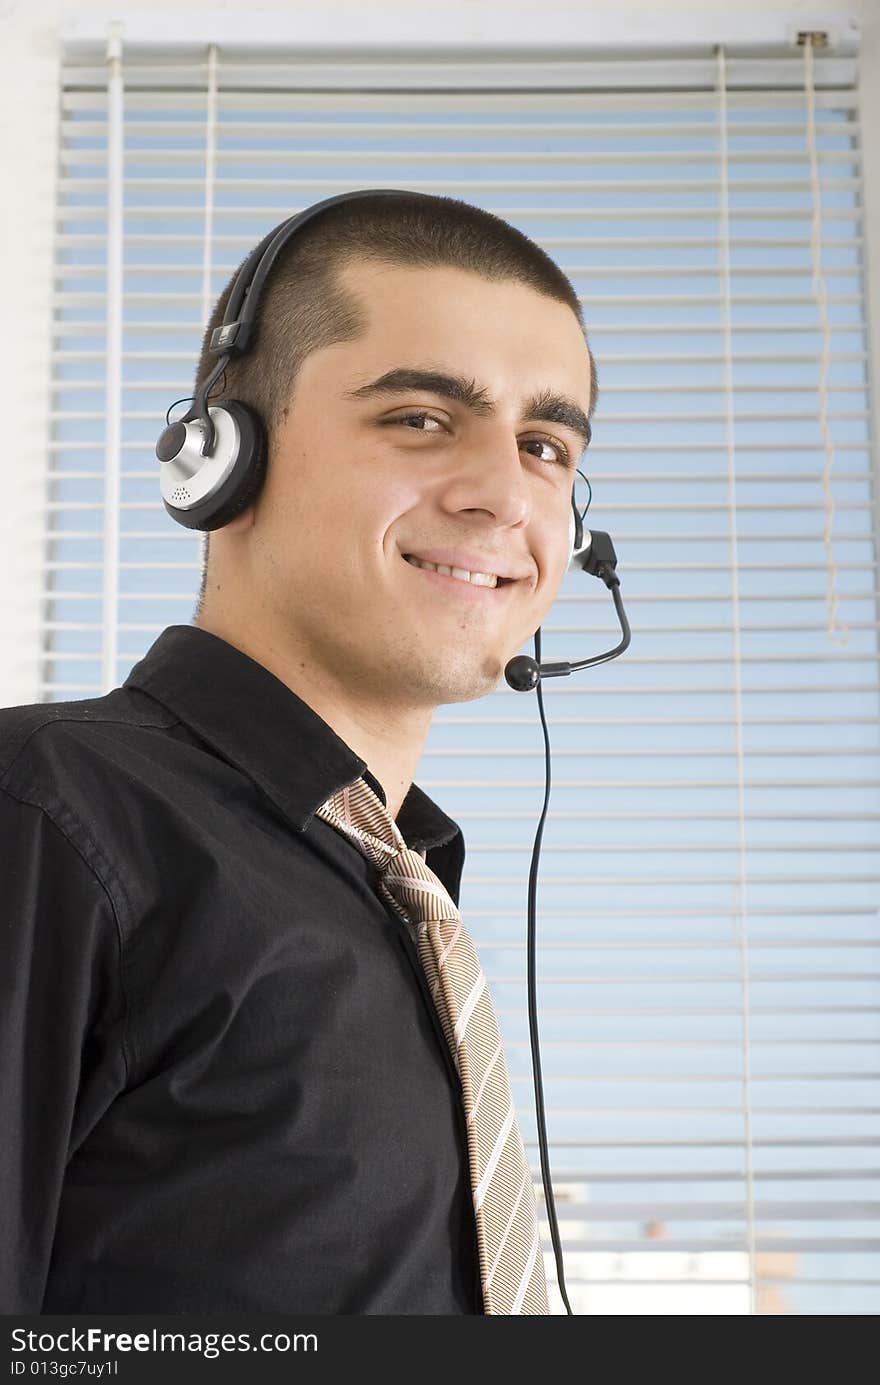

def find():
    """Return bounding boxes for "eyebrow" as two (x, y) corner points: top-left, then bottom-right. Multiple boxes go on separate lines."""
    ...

(342, 366), (592, 452)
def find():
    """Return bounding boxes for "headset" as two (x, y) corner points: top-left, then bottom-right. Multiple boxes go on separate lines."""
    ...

(156, 189), (632, 1314)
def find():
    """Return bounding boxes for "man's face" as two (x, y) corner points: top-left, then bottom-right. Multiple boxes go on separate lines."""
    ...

(248, 258), (593, 708)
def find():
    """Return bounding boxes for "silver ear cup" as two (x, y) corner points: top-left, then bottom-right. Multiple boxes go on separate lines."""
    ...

(158, 406), (241, 513)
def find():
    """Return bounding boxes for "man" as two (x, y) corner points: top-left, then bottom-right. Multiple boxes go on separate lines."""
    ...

(0, 191), (595, 1313)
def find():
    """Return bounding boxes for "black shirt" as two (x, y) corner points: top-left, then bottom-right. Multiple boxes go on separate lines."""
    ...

(0, 624), (482, 1314)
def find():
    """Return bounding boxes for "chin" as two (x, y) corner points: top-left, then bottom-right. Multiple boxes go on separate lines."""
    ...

(415, 651), (506, 705)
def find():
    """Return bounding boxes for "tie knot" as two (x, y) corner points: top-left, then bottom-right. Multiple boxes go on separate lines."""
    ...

(382, 847), (459, 926)
(313, 775), (457, 925)
(388, 843), (428, 868)
(313, 776), (431, 874)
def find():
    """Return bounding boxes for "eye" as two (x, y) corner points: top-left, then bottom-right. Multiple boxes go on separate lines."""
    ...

(385, 411), (572, 467)
(521, 436), (572, 468)
(387, 411), (445, 434)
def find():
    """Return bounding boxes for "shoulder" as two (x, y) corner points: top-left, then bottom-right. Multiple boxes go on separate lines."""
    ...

(0, 686), (179, 796)
(0, 689), (181, 910)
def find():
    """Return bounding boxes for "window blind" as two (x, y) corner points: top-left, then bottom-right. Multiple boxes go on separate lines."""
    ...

(45, 41), (878, 1315)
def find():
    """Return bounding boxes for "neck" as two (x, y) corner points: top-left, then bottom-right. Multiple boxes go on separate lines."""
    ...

(193, 612), (433, 821)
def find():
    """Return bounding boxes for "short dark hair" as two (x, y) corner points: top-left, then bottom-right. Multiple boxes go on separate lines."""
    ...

(192, 191), (597, 615)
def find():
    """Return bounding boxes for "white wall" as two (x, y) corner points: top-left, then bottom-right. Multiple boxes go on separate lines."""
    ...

(49, 0), (872, 48)
(1, 0), (876, 705)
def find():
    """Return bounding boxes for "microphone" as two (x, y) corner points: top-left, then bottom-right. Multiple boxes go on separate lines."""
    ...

(504, 530), (631, 691)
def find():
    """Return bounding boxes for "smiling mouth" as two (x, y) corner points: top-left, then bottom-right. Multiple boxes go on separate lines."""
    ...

(402, 554), (514, 589)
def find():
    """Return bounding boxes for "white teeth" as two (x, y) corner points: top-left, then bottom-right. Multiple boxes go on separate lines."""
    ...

(405, 555), (499, 588)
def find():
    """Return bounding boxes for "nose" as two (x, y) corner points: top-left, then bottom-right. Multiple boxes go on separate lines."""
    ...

(436, 425), (532, 531)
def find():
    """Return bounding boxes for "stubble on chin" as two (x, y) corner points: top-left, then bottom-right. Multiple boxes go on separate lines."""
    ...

(411, 647), (507, 707)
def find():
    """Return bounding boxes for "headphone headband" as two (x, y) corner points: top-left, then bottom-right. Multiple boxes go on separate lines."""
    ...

(208, 189), (423, 358)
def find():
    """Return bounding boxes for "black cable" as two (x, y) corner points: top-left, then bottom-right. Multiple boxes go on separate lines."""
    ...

(165, 395), (194, 427)
(164, 369), (227, 427)
(575, 466), (592, 524)
(527, 624), (574, 1315)
(524, 475), (593, 1315)
(208, 365), (228, 402)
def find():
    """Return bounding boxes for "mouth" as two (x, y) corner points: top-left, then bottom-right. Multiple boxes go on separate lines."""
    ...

(401, 552), (516, 596)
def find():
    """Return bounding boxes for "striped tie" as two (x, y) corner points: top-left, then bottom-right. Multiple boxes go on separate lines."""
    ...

(314, 775), (549, 1316)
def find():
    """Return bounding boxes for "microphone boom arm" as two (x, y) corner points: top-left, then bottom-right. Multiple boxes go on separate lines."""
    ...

(504, 529), (631, 691)
(537, 578), (630, 678)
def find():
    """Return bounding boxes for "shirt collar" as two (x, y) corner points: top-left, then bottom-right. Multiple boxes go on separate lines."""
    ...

(123, 625), (464, 858)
